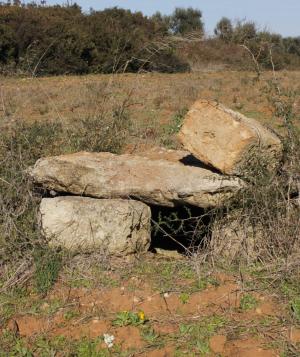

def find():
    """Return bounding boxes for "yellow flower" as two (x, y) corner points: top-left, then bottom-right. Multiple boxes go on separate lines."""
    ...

(138, 311), (145, 321)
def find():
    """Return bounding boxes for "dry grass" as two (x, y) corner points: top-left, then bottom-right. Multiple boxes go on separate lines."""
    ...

(1, 71), (299, 139)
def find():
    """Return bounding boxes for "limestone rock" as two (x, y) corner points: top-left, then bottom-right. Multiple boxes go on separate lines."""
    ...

(134, 146), (192, 163)
(178, 100), (283, 175)
(135, 146), (213, 168)
(29, 151), (242, 208)
(210, 215), (261, 264)
(39, 197), (151, 255)
(211, 201), (300, 264)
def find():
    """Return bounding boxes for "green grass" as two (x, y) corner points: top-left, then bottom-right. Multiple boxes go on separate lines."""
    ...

(239, 294), (258, 311)
(0, 333), (132, 357)
(161, 107), (188, 148)
(175, 315), (226, 355)
(0, 288), (32, 325)
(179, 292), (190, 304)
(33, 248), (63, 295)
(291, 298), (300, 323)
(67, 267), (119, 289)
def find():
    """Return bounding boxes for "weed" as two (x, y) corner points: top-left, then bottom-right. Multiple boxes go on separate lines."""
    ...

(76, 338), (108, 357)
(188, 276), (220, 294)
(64, 310), (80, 321)
(177, 315), (226, 354)
(33, 248), (62, 294)
(140, 327), (161, 346)
(112, 311), (147, 327)
(281, 279), (300, 300)
(195, 340), (210, 355)
(240, 294), (258, 311)
(179, 292), (190, 304)
(34, 336), (58, 356)
(0, 288), (31, 325)
(291, 298), (300, 322)
(161, 107), (188, 148)
(11, 340), (33, 357)
(178, 265), (195, 280)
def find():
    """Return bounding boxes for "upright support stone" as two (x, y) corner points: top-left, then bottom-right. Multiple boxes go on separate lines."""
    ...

(39, 197), (151, 255)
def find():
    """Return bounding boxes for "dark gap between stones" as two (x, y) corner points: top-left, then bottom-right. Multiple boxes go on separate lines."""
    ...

(150, 204), (212, 254)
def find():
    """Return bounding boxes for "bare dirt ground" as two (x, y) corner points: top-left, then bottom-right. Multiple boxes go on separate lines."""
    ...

(1, 70), (300, 356)
(2, 254), (300, 356)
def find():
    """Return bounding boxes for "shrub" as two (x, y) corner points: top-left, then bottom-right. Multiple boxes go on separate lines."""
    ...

(0, 4), (190, 75)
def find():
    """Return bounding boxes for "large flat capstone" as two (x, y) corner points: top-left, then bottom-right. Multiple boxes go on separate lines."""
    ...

(39, 197), (151, 254)
(29, 151), (242, 208)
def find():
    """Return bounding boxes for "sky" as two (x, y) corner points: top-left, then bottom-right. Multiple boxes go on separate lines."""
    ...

(44, 0), (299, 37)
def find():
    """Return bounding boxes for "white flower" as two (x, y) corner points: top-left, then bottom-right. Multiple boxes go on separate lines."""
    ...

(103, 333), (115, 348)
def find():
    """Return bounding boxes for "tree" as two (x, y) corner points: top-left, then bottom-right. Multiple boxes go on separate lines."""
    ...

(0, 24), (16, 63)
(283, 37), (300, 56)
(169, 7), (204, 36)
(233, 21), (257, 44)
(214, 17), (233, 42)
(151, 11), (170, 32)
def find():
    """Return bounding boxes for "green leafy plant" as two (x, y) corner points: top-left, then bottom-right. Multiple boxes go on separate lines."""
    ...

(76, 338), (109, 357)
(12, 339), (33, 357)
(178, 315), (226, 354)
(141, 327), (161, 346)
(33, 248), (62, 295)
(64, 310), (80, 321)
(161, 108), (188, 148)
(179, 292), (190, 304)
(291, 298), (300, 322)
(240, 294), (258, 311)
(112, 311), (147, 327)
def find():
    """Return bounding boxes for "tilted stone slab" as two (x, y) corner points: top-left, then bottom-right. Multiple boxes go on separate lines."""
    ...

(29, 151), (242, 208)
(178, 100), (283, 175)
(39, 197), (151, 255)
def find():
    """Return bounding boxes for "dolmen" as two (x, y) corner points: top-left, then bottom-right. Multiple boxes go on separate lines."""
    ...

(28, 100), (282, 256)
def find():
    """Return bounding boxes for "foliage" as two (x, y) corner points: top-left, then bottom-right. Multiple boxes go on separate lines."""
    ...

(169, 7), (204, 36)
(0, 3), (189, 75)
(214, 18), (300, 70)
(76, 338), (109, 357)
(33, 248), (62, 294)
(214, 17), (233, 42)
(177, 315), (226, 354)
(161, 107), (187, 148)
(0, 3), (299, 74)
(179, 292), (190, 304)
(140, 327), (161, 345)
(239, 294), (258, 311)
(112, 311), (147, 327)
(291, 298), (300, 322)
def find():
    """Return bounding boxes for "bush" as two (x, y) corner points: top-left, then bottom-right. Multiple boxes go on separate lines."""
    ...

(0, 4), (190, 75)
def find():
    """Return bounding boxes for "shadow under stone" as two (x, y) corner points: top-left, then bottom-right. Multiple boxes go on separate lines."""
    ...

(179, 154), (222, 174)
(150, 204), (212, 254)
